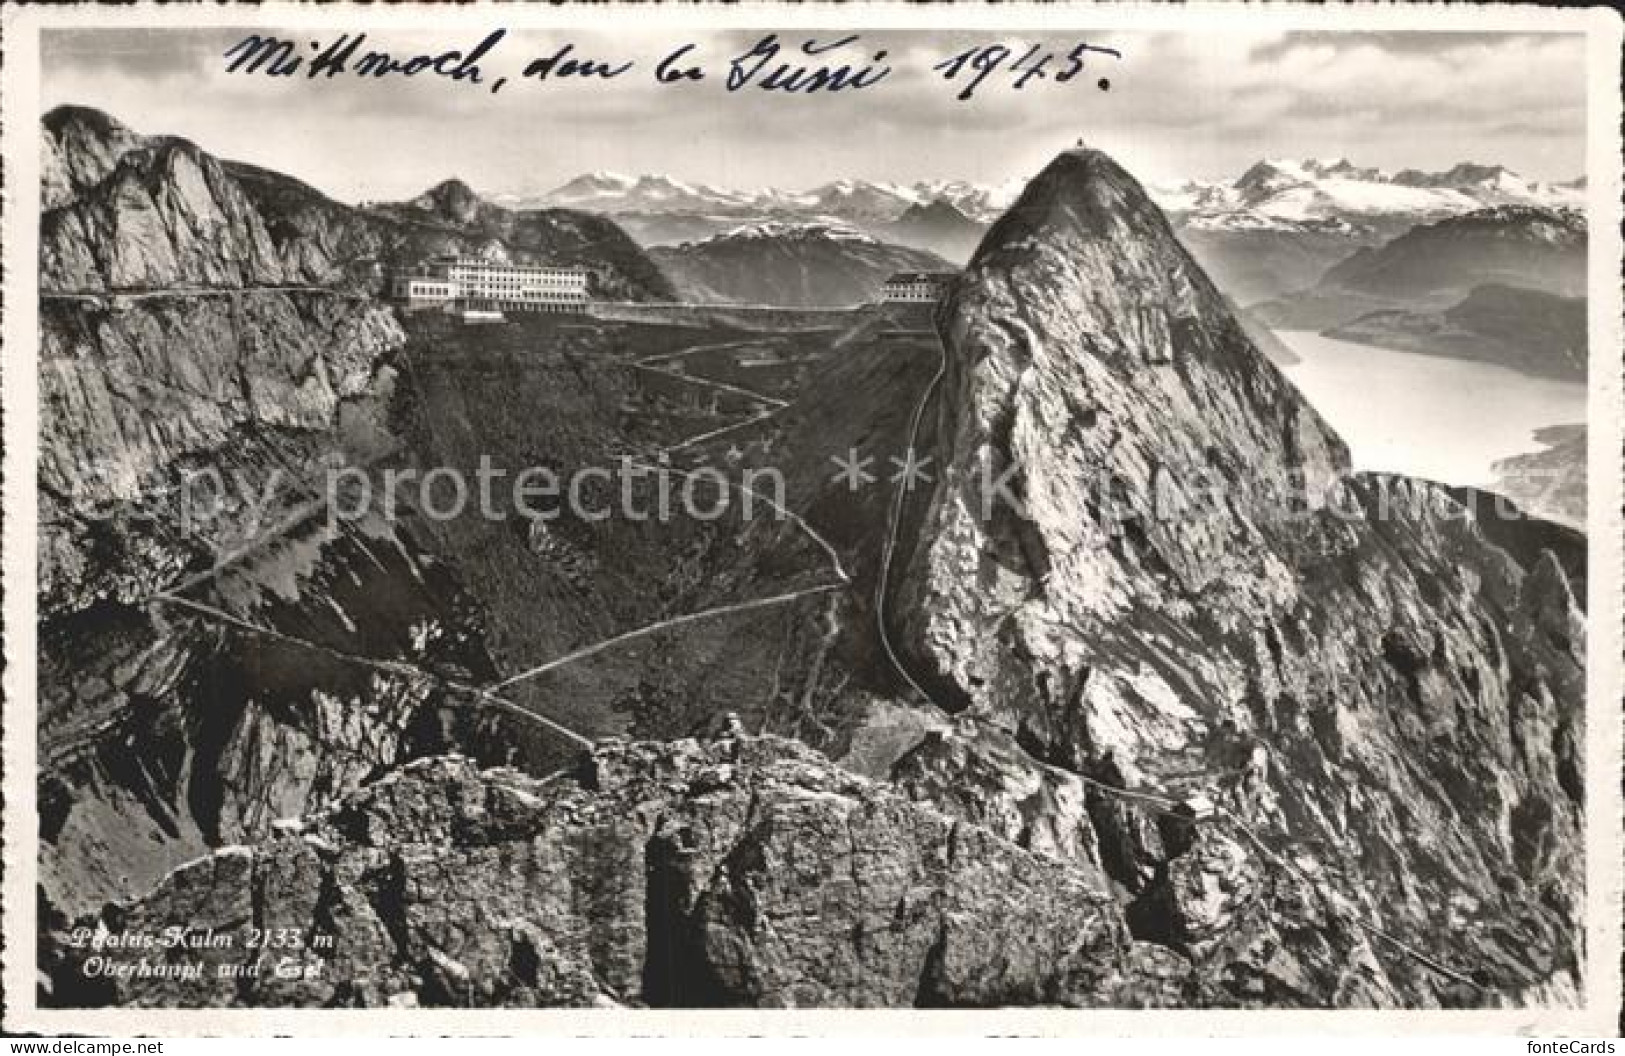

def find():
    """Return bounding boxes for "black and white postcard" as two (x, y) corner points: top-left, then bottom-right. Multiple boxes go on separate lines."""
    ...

(2, 3), (1620, 1036)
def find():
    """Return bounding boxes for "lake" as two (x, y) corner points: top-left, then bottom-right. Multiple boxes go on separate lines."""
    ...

(1274, 330), (1587, 487)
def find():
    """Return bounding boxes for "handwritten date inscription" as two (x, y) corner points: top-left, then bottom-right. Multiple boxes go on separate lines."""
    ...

(222, 31), (1123, 103)
(934, 42), (1121, 100)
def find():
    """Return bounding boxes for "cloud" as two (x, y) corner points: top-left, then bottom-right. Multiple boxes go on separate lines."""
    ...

(1246, 30), (1568, 63)
(43, 28), (226, 78)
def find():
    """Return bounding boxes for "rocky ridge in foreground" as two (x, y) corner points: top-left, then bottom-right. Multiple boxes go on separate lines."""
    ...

(44, 735), (1199, 1009)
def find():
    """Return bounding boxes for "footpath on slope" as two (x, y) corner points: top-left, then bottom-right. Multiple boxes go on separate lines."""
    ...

(146, 324), (851, 753)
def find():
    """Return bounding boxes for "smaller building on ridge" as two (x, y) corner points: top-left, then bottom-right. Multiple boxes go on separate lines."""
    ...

(881, 271), (957, 304)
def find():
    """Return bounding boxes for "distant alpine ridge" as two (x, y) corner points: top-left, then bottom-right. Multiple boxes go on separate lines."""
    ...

(1158, 162), (1586, 308)
(519, 157), (1581, 233)
(1251, 203), (1589, 379)
(520, 171), (1026, 225)
(511, 157), (1583, 275)
(1150, 157), (1584, 234)
(650, 220), (951, 307)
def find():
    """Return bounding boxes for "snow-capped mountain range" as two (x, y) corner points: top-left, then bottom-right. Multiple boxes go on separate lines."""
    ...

(510, 159), (1583, 238)
(1150, 158), (1585, 233)
(513, 172), (1027, 225)
(699, 220), (878, 244)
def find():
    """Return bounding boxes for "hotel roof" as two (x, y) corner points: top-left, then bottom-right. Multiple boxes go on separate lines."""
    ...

(427, 256), (589, 273)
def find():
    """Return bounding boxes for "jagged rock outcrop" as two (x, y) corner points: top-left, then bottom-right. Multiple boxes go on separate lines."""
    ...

(891, 149), (1585, 1006)
(43, 105), (155, 211)
(44, 736), (1200, 1009)
(45, 136), (299, 290)
(410, 178), (486, 226)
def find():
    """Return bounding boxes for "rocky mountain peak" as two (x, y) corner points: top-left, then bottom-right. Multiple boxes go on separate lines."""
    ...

(1232, 158), (1309, 196)
(915, 144), (1349, 669)
(1392, 162), (1516, 189)
(994, 147), (1173, 239)
(1444, 161), (1512, 181)
(42, 104), (149, 211)
(43, 103), (129, 141)
(893, 146), (1582, 1003)
(956, 147), (1347, 478)
(412, 177), (484, 223)
(899, 198), (976, 224)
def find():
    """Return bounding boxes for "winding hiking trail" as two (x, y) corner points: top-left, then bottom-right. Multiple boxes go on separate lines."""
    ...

(151, 592), (595, 751)
(484, 583), (847, 695)
(151, 320), (852, 750)
(632, 335), (791, 453)
(41, 284), (367, 303)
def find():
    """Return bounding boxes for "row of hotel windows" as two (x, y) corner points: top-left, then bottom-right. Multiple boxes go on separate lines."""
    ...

(440, 260), (583, 274)
(458, 277), (583, 286)
(889, 284), (937, 298)
(445, 271), (587, 288)
(879, 273), (956, 303)
(395, 282), (587, 299)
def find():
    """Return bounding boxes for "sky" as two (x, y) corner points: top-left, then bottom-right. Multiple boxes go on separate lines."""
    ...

(40, 27), (1589, 204)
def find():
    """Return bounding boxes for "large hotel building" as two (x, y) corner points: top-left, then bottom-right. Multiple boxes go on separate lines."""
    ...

(391, 257), (591, 313)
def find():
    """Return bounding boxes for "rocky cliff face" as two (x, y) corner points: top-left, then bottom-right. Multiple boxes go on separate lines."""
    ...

(888, 149), (1584, 1006)
(39, 292), (402, 614)
(36, 275), (453, 915)
(37, 109), (509, 917)
(44, 735), (1198, 1009)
